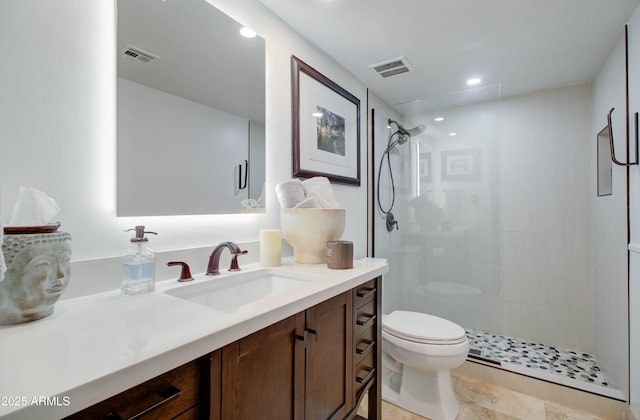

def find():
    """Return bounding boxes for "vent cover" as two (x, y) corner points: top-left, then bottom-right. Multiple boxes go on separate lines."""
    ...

(369, 56), (414, 78)
(121, 44), (159, 63)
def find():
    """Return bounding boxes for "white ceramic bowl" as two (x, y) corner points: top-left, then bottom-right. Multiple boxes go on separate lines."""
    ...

(281, 208), (346, 264)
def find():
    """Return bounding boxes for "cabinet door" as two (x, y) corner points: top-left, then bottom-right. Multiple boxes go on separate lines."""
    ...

(221, 313), (306, 420)
(305, 291), (353, 419)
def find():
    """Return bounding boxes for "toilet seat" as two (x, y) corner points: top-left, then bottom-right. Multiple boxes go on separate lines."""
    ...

(382, 311), (467, 345)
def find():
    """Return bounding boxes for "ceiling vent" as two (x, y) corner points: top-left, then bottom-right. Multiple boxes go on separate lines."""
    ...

(121, 44), (159, 63)
(369, 56), (414, 78)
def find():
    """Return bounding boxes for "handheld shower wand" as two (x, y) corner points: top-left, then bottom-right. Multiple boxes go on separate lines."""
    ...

(376, 119), (425, 232)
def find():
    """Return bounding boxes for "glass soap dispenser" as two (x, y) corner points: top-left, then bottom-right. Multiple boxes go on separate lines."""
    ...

(122, 225), (157, 295)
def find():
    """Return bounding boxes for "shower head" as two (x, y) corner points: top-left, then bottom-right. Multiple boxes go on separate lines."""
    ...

(388, 119), (426, 138)
(386, 119), (425, 152)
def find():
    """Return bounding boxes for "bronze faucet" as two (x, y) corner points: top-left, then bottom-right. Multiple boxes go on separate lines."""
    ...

(206, 241), (248, 275)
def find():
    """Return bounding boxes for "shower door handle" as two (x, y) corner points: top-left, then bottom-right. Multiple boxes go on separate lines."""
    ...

(238, 159), (248, 190)
(607, 108), (639, 166)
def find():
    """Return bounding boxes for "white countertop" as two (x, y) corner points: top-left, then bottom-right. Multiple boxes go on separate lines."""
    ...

(0, 258), (388, 419)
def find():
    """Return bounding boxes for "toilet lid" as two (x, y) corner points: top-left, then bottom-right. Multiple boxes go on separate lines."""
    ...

(382, 311), (467, 344)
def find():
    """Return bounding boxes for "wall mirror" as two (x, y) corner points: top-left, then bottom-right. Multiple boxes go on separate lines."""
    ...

(116, 0), (265, 216)
(597, 125), (613, 197)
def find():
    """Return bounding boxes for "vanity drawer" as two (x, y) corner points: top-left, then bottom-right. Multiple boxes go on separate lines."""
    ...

(65, 358), (203, 420)
(354, 279), (377, 307)
(355, 299), (376, 337)
(355, 325), (375, 365)
(354, 350), (376, 396)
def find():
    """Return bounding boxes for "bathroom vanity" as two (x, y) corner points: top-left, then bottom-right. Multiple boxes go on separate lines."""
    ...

(0, 258), (387, 420)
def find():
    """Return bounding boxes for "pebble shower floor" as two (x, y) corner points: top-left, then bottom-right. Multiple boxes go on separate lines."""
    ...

(465, 329), (609, 387)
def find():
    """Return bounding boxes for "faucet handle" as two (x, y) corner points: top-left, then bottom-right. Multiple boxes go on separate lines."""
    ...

(167, 261), (194, 282)
(229, 250), (248, 272)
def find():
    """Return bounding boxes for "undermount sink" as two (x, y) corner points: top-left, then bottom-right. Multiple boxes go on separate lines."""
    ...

(165, 270), (313, 313)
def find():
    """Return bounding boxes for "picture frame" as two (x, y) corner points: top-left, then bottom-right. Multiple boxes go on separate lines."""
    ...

(291, 55), (361, 185)
(441, 149), (481, 181)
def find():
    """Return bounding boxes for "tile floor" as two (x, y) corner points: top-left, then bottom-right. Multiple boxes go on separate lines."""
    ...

(360, 375), (610, 419)
(465, 329), (609, 387)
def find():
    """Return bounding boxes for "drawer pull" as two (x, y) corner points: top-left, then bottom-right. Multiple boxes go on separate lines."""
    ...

(355, 367), (375, 384)
(307, 327), (319, 341)
(356, 313), (376, 327)
(108, 385), (181, 420)
(356, 339), (375, 355)
(295, 330), (307, 343)
(356, 287), (376, 299)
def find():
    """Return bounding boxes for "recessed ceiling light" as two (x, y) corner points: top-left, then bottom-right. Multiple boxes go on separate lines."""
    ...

(466, 78), (481, 86)
(312, 112), (323, 118)
(240, 27), (257, 38)
(449, 132), (457, 136)
(434, 117), (444, 122)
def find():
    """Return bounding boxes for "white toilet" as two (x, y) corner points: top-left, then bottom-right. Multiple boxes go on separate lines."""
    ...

(382, 310), (469, 420)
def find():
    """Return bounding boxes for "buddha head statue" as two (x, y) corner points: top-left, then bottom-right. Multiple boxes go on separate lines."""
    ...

(0, 232), (72, 325)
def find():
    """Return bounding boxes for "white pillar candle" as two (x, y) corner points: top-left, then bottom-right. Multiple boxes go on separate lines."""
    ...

(260, 229), (281, 267)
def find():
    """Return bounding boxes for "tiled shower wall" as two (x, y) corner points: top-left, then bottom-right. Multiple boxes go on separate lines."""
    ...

(500, 85), (593, 353)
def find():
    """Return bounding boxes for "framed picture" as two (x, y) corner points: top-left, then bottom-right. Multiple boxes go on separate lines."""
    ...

(419, 152), (432, 183)
(441, 149), (481, 181)
(291, 55), (361, 185)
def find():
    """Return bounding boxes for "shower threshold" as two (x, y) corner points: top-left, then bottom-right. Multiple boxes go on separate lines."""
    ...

(465, 329), (625, 400)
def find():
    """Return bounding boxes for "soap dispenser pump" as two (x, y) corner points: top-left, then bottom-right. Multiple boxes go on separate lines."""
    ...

(122, 225), (157, 295)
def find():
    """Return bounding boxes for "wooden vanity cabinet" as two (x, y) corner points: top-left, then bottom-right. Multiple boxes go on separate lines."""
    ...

(220, 312), (306, 419)
(64, 277), (382, 420)
(304, 291), (353, 419)
(350, 276), (382, 420)
(220, 291), (353, 420)
(65, 351), (219, 420)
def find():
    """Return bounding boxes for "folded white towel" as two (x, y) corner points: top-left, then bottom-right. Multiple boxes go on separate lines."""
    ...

(295, 196), (327, 208)
(301, 177), (340, 208)
(275, 179), (306, 208)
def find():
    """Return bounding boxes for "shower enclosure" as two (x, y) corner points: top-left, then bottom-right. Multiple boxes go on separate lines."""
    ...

(372, 83), (626, 400)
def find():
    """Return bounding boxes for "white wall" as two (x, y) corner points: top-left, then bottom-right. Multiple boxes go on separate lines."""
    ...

(0, 0), (368, 283)
(591, 23), (631, 399)
(501, 85), (593, 352)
